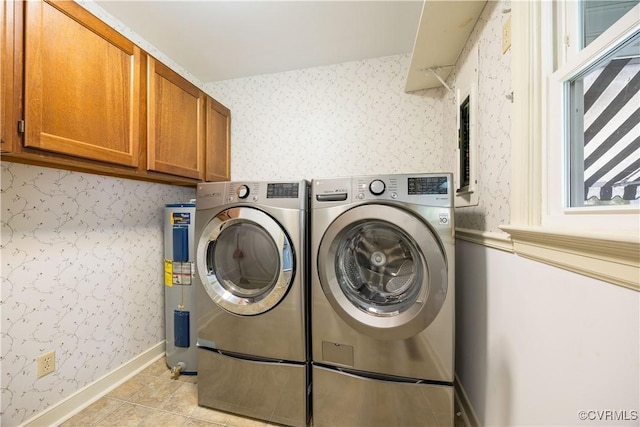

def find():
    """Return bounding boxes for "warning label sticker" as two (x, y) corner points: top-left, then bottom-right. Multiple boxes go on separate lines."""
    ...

(172, 262), (193, 285)
(171, 212), (191, 225)
(164, 259), (173, 287)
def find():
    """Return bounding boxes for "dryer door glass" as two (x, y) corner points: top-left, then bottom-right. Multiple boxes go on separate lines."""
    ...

(197, 207), (294, 316)
(335, 221), (423, 315)
(211, 222), (279, 298)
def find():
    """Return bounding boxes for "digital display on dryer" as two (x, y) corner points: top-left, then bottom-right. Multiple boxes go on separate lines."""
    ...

(407, 177), (448, 195)
(267, 183), (299, 198)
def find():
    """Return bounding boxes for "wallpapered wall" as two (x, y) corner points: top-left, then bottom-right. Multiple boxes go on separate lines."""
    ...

(205, 2), (511, 235)
(0, 163), (194, 426)
(205, 55), (447, 181)
(444, 1), (512, 233)
(1, 0), (513, 424)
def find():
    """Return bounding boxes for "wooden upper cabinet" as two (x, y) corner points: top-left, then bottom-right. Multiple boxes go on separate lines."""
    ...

(147, 57), (204, 180)
(5, 0), (229, 185)
(1, 0), (18, 153)
(205, 96), (231, 182)
(23, 0), (142, 167)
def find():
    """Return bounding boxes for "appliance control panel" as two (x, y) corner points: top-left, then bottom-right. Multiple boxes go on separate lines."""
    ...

(197, 181), (308, 210)
(313, 174), (452, 208)
(354, 174), (452, 206)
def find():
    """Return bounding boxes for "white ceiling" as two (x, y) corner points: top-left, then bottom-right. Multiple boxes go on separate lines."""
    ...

(93, 1), (424, 83)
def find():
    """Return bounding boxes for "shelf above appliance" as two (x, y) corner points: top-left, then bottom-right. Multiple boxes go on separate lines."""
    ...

(405, 0), (487, 92)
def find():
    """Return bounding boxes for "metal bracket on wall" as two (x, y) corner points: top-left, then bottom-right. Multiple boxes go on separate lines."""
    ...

(420, 66), (455, 95)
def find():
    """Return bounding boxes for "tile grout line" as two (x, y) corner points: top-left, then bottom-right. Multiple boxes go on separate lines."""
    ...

(88, 397), (127, 427)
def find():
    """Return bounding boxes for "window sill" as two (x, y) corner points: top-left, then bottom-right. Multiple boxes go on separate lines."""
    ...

(500, 225), (639, 292)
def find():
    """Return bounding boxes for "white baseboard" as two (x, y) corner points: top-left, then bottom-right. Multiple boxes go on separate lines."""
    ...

(455, 374), (481, 427)
(20, 342), (166, 427)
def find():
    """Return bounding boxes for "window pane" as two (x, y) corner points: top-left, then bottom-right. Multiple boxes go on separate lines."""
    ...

(581, 1), (639, 48)
(568, 31), (640, 207)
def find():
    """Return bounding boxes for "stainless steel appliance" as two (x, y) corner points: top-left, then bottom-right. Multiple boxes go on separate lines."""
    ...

(164, 203), (197, 378)
(311, 173), (455, 427)
(195, 180), (309, 427)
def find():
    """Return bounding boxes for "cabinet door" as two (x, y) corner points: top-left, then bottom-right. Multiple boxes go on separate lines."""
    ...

(23, 0), (142, 167)
(1, 0), (18, 153)
(205, 96), (231, 182)
(147, 58), (204, 180)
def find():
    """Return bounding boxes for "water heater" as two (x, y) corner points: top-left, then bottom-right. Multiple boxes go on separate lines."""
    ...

(164, 203), (197, 377)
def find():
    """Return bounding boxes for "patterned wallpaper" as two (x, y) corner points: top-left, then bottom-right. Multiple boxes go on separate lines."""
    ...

(0, 163), (194, 426)
(205, 54), (447, 181)
(1, 0), (512, 424)
(205, 1), (511, 233)
(445, 1), (513, 233)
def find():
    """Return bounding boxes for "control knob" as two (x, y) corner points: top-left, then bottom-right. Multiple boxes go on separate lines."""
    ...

(236, 185), (250, 199)
(369, 179), (386, 196)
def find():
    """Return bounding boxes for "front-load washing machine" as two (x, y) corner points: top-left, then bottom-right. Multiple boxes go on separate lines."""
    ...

(311, 173), (454, 427)
(195, 180), (309, 427)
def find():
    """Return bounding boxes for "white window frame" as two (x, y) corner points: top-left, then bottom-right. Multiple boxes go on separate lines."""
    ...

(501, 2), (640, 291)
(549, 4), (639, 226)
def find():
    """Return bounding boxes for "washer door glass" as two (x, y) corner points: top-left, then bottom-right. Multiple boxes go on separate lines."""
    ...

(335, 221), (423, 316)
(318, 204), (447, 340)
(197, 207), (294, 315)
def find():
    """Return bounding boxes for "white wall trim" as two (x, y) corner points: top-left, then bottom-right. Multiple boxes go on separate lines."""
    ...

(454, 374), (480, 427)
(20, 342), (166, 427)
(455, 227), (513, 253)
(501, 225), (640, 292)
(509, 0), (543, 227)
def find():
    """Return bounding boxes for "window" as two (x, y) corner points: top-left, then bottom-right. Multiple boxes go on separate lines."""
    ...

(504, 1), (639, 290)
(568, 31), (639, 208)
(566, 2), (640, 208)
(547, 1), (639, 227)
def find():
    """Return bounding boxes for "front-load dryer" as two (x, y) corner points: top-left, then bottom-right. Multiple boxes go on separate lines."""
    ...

(311, 173), (455, 427)
(195, 180), (309, 427)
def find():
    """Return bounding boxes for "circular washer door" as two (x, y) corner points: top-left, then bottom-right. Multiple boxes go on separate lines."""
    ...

(196, 207), (294, 316)
(317, 204), (447, 340)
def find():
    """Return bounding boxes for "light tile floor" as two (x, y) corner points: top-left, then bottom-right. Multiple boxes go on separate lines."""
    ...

(60, 358), (277, 427)
(60, 357), (469, 427)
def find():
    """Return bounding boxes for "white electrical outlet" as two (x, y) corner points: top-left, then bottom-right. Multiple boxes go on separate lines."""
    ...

(37, 350), (55, 378)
